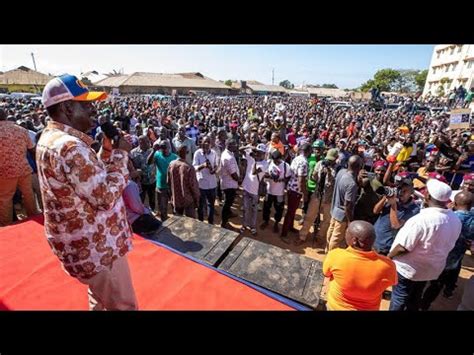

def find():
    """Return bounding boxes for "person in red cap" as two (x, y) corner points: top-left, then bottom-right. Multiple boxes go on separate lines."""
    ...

(462, 173), (474, 194)
(37, 75), (137, 310)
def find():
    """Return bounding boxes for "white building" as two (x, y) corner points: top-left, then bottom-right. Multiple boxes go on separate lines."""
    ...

(423, 44), (474, 97)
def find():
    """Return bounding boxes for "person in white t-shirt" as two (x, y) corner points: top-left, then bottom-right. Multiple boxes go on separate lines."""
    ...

(220, 139), (240, 229)
(240, 144), (268, 235)
(261, 150), (291, 234)
(193, 136), (219, 225)
(388, 179), (462, 311)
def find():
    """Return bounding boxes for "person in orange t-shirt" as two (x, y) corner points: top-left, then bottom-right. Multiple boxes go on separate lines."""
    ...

(268, 132), (285, 156)
(323, 220), (397, 310)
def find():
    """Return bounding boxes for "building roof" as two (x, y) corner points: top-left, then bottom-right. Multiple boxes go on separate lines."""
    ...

(0, 66), (54, 86)
(246, 82), (288, 93)
(304, 87), (348, 98)
(94, 72), (230, 90)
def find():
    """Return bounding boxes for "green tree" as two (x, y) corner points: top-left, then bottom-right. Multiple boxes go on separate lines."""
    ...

(359, 69), (401, 92)
(279, 80), (294, 89)
(80, 77), (93, 86)
(359, 79), (377, 92)
(373, 69), (401, 91)
(321, 83), (338, 89)
(224, 80), (233, 87)
(415, 69), (428, 91)
(394, 70), (418, 93)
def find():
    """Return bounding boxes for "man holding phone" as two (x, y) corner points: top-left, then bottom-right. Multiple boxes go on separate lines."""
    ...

(37, 75), (137, 310)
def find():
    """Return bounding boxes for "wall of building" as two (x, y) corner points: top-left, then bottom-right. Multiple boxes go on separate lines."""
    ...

(423, 45), (474, 96)
(104, 86), (234, 95)
(0, 84), (44, 93)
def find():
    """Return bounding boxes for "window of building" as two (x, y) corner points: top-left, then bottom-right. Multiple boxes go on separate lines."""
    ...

(445, 65), (449, 72)
(450, 47), (454, 55)
(452, 63), (457, 71)
(468, 61), (473, 69)
(437, 52), (440, 59)
(457, 46), (462, 53)
(433, 67), (437, 74)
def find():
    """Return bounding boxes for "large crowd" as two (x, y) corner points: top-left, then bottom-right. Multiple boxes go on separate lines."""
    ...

(1, 81), (473, 311)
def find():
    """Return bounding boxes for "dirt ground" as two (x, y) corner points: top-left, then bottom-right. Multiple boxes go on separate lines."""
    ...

(16, 189), (473, 311)
(196, 189), (473, 311)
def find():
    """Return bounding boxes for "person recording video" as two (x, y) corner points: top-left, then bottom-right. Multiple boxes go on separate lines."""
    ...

(295, 148), (339, 246)
(373, 178), (420, 256)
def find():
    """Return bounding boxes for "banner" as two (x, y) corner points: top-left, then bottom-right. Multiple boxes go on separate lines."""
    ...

(448, 108), (472, 130)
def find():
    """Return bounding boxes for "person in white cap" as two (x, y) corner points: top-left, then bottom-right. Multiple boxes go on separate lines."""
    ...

(36, 74), (137, 310)
(240, 143), (268, 235)
(387, 178), (462, 311)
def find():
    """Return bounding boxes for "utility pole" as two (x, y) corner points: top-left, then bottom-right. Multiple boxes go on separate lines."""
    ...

(31, 53), (37, 71)
(272, 68), (274, 85)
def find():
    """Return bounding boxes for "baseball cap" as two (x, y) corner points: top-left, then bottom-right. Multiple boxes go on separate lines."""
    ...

(312, 139), (325, 149)
(325, 148), (338, 161)
(373, 160), (388, 170)
(256, 143), (267, 153)
(42, 74), (107, 108)
(426, 178), (452, 202)
(427, 172), (448, 184)
(463, 172), (474, 183)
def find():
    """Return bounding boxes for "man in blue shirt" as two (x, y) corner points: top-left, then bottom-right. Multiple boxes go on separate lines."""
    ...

(373, 180), (420, 256)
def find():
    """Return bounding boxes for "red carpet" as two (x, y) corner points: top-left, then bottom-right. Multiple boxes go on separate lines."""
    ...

(0, 217), (292, 310)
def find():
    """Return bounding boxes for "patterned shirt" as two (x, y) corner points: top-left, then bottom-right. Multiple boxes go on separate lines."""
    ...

(287, 154), (308, 194)
(167, 159), (200, 209)
(0, 121), (34, 178)
(36, 121), (132, 280)
(130, 146), (156, 185)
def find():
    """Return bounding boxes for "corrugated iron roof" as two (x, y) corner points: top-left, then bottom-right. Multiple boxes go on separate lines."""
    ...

(0, 66), (53, 86)
(247, 83), (287, 93)
(94, 72), (230, 90)
(304, 87), (348, 97)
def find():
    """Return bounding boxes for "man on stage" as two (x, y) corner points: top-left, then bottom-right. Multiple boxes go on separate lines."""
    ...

(36, 74), (137, 310)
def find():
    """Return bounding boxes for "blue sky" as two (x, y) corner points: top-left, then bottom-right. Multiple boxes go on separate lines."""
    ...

(1, 45), (435, 89)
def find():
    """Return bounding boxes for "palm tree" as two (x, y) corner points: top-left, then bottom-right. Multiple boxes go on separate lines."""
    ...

(104, 69), (123, 77)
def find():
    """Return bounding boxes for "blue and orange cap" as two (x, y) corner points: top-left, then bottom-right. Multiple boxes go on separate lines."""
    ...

(42, 74), (107, 108)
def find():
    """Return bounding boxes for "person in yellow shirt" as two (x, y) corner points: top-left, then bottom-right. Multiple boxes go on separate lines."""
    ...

(322, 220), (398, 311)
(413, 155), (438, 190)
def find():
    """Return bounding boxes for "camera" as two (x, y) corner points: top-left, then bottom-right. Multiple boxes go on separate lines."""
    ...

(382, 186), (398, 198)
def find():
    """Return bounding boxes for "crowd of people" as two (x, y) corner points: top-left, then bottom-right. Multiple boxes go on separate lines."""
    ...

(0, 74), (473, 311)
